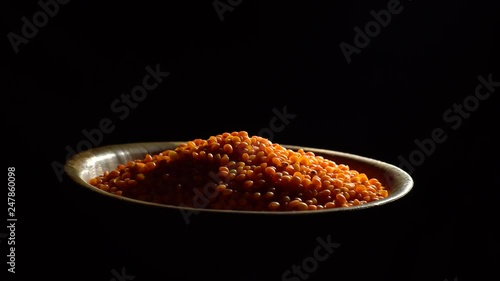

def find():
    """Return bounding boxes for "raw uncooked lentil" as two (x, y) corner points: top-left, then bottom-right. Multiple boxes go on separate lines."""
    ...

(89, 131), (389, 211)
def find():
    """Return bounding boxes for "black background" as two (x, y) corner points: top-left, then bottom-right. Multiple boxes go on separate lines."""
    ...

(3, 0), (500, 281)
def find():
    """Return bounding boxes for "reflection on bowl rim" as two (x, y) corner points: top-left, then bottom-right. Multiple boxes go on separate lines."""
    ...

(64, 142), (414, 215)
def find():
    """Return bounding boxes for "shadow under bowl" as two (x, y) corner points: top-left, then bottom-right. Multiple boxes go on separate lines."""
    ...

(64, 142), (414, 280)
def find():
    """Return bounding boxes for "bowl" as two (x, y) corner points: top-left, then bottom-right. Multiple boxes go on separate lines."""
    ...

(63, 141), (413, 280)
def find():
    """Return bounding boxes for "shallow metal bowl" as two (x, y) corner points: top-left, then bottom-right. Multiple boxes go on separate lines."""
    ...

(65, 141), (413, 214)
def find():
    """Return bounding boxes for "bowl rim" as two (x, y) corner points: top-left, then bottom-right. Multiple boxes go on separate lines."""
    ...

(64, 141), (414, 215)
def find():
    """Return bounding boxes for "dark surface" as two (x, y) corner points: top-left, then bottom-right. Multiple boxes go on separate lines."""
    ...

(3, 0), (500, 281)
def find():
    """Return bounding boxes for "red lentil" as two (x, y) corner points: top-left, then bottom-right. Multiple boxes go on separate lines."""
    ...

(89, 131), (389, 211)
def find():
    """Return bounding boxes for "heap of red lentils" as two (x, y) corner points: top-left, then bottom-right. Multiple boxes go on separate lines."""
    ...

(89, 131), (389, 211)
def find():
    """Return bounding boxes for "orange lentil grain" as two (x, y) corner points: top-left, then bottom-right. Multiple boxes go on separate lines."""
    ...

(88, 131), (389, 211)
